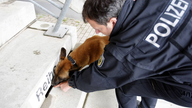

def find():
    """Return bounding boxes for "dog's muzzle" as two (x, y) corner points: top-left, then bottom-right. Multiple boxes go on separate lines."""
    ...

(52, 66), (56, 76)
(51, 66), (56, 86)
(51, 66), (69, 86)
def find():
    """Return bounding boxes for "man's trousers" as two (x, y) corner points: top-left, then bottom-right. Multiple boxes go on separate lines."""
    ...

(115, 79), (192, 108)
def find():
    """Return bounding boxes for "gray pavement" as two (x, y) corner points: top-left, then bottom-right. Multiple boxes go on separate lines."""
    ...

(36, 14), (99, 43)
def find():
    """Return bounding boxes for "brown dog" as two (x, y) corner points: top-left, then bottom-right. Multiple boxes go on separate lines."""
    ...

(51, 35), (109, 86)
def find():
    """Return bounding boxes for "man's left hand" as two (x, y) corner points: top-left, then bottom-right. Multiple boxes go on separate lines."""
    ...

(54, 81), (71, 92)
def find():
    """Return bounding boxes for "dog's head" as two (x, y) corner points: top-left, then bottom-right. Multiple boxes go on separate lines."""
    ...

(51, 48), (80, 86)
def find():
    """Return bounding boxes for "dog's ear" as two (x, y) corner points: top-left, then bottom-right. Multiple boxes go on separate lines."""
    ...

(60, 48), (66, 60)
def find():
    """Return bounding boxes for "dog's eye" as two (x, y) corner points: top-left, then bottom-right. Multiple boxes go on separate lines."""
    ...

(61, 57), (65, 60)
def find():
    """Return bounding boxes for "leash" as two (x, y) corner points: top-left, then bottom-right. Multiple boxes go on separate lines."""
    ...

(45, 85), (53, 98)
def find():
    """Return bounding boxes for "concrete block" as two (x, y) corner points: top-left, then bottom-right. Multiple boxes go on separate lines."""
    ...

(0, 21), (77, 108)
(0, 1), (36, 47)
(41, 88), (87, 108)
(84, 89), (118, 108)
(21, 34), (74, 108)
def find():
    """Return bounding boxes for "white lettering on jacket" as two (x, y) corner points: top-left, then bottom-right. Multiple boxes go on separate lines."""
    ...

(145, 0), (189, 48)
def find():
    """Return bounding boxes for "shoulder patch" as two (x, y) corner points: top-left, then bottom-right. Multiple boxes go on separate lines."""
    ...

(98, 53), (105, 67)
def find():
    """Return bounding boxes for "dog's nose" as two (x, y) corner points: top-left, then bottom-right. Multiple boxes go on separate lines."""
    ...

(51, 78), (58, 86)
(51, 66), (57, 86)
(52, 66), (56, 77)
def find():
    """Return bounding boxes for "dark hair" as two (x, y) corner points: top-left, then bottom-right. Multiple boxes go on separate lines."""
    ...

(82, 0), (126, 25)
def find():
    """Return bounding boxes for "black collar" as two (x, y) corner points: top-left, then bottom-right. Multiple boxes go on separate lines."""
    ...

(67, 50), (78, 67)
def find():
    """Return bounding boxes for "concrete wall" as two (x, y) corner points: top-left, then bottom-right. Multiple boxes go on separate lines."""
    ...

(0, 1), (36, 47)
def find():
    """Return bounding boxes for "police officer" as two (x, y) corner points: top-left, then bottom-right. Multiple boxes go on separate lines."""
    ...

(55, 0), (192, 107)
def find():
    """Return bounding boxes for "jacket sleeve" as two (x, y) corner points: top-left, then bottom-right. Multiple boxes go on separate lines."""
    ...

(68, 49), (133, 92)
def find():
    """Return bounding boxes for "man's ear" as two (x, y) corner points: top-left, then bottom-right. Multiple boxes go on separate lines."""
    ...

(60, 48), (66, 60)
(109, 17), (117, 27)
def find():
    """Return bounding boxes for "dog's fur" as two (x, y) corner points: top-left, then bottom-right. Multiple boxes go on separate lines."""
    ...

(51, 35), (109, 86)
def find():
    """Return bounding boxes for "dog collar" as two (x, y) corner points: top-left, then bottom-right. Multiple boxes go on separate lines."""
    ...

(67, 50), (78, 67)
(67, 55), (76, 65)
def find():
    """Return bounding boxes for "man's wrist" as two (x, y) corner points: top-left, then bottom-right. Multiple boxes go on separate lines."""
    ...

(68, 78), (76, 88)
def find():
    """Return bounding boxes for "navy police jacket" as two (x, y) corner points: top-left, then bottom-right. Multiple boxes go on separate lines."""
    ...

(68, 0), (192, 92)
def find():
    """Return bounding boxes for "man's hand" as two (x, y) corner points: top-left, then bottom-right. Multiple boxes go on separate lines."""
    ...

(54, 81), (71, 92)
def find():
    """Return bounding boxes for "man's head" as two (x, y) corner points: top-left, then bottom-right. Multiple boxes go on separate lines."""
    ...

(82, 0), (125, 35)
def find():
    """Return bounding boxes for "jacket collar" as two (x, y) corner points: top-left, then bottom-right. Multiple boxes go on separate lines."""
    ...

(110, 0), (135, 37)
